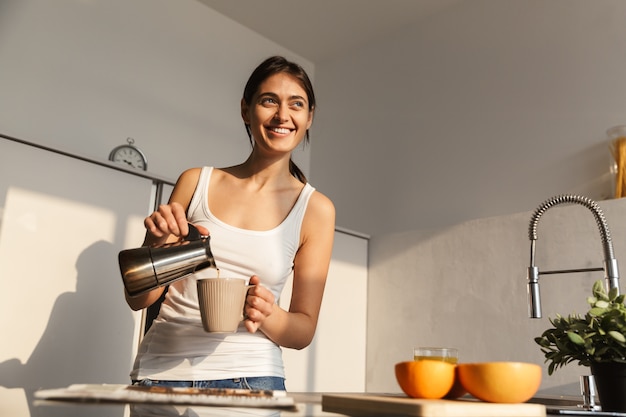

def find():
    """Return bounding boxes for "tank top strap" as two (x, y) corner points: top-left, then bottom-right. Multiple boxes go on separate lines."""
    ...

(290, 183), (315, 222)
(187, 166), (212, 217)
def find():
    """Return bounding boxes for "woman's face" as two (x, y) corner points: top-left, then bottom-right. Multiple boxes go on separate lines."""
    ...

(241, 72), (313, 156)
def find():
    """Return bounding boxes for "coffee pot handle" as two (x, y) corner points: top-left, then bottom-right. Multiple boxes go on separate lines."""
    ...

(186, 223), (208, 241)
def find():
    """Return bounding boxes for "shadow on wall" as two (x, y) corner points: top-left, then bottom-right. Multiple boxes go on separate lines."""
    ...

(0, 240), (134, 417)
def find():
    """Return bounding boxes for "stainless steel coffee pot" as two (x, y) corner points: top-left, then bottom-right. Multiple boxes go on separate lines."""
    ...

(119, 224), (216, 296)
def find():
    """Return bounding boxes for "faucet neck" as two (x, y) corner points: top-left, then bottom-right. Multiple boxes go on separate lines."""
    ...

(526, 194), (620, 319)
(529, 194), (616, 263)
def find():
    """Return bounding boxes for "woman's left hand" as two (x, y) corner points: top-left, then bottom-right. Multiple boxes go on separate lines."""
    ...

(244, 275), (275, 333)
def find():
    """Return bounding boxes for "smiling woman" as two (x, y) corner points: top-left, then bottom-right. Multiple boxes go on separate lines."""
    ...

(126, 56), (336, 392)
(241, 56), (316, 183)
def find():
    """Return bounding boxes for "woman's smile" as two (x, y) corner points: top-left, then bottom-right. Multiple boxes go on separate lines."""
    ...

(266, 126), (293, 136)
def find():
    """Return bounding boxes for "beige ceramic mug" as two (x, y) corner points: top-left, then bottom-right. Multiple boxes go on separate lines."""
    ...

(197, 278), (251, 333)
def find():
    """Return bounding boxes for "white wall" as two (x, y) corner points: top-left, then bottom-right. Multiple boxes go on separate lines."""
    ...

(0, 0), (312, 183)
(281, 231), (369, 392)
(312, 0), (626, 236)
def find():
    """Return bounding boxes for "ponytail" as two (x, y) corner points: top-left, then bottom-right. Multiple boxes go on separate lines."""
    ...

(289, 158), (307, 184)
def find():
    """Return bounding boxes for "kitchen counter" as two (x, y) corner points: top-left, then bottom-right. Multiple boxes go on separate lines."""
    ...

(33, 390), (576, 417)
(34, 390), (344, 417)
(32, 385), (599, 417)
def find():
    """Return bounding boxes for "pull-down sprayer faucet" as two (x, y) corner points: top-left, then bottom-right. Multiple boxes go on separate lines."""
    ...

(527, 194), (620, 318)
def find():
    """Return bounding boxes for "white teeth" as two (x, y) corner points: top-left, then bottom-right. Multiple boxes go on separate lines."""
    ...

(270, 127), (290, 134)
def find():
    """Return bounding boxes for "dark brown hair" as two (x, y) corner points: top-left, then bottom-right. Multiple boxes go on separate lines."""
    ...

(242, 56), (316, 183)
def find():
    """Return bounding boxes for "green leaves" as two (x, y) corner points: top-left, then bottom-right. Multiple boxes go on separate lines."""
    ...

(567, 331), (585, 345)
(609, 331), (626, 343)
(535, 280), (626, 375)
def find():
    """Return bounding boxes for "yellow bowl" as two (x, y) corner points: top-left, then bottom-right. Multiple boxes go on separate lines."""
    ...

(457, 362), (542, 403)
(395, 360), (456, 399)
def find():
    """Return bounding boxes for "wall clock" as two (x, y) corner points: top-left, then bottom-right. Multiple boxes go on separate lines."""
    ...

(109, 137), (148, 171)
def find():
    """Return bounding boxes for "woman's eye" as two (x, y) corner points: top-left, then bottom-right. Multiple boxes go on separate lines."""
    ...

(290, 101), (305, 109)
(260, 97), (277, 106)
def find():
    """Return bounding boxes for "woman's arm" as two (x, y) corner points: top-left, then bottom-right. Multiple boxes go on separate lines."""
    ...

(125, 287), (165, 311)
(123, 168), (205, 311)
(244, 191), (336, 349)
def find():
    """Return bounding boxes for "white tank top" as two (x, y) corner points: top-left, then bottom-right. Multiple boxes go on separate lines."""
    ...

(131, 166), (315, 381)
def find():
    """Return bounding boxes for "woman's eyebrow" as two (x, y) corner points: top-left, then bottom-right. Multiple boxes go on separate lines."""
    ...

(258, 92), (307, 102)
(289, 95), (308, 102)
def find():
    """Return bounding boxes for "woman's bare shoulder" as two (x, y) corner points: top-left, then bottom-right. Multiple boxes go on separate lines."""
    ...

(169, 167), (203, 205)
(177, 167), (203, 183)
(305, 189), (336, 228)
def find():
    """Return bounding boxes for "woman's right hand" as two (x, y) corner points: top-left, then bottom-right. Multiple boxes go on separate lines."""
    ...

(144, 202), (209, 244)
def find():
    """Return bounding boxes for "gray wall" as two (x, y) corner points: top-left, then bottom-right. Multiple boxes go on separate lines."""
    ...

(0, 0), (312, 183)
(312, 0), (626, 236)
(367, 199), (626, 394)
(4, 0), (623, 238)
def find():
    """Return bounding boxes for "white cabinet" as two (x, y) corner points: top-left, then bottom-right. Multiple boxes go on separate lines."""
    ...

(279, 229), (369, 392)
(0, 138), (153, 416)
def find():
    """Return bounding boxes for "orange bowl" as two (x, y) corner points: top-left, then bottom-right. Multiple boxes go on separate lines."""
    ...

(395, 360), (455, 399)
(457, 362), (542, 403)
(444, 366), (468, 399)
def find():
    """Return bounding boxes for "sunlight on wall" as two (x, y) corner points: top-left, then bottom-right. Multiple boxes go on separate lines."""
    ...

(0, 187), (115, 362)
(279, 232), (368, 392)
(124, 215), (149, 249)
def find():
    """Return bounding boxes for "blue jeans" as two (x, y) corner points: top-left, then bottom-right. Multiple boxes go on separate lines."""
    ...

(133, 377), (286, 391)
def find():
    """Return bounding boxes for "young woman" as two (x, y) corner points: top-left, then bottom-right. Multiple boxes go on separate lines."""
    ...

(126, 56), (336, 391)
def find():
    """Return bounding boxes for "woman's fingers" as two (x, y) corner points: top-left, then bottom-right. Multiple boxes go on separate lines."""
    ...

(144, 212), (168, 238)
(169, 202), (188, 236)
(145, 202), (190, 238)
(244, 276), (275, 333)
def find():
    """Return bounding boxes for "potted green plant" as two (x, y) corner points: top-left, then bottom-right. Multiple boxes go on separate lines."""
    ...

(535, 280), (626, 412)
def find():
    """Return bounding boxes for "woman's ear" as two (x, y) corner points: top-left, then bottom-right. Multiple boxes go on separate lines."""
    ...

(306, 106), (315, 130)
(241, 98), (250, 124)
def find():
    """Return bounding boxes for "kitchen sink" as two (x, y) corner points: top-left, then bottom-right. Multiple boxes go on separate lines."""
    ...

(528, 394), (583, 407)
(529, 394), (626, 416)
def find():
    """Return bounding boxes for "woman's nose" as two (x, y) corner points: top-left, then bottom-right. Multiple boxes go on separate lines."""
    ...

(274, 106), (289, 122)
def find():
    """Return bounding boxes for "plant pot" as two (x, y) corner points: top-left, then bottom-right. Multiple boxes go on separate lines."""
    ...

(590, 362), (626, 412)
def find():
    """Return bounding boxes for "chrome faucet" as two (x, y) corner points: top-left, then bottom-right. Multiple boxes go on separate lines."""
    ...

(526, 194), (620, 318)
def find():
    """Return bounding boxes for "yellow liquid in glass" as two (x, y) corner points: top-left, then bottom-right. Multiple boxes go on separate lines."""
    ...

(414, 355), (458, 364)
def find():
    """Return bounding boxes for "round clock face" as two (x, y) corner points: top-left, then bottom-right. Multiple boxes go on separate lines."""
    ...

(109, 145), (147, 170)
